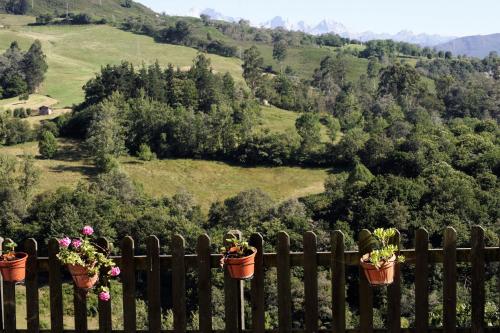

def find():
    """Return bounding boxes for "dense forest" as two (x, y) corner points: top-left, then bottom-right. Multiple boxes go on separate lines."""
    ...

(0, 5), (498, 330)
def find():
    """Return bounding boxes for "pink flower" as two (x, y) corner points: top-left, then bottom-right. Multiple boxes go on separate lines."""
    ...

(110, 266), (121, 277)
(98, 291), (110, 302)
(59, 237), (71, 248)
(82, 226), (94, 236)
(71, 239), (82, 248)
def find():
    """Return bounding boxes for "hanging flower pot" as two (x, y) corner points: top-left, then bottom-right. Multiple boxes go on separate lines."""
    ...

(67, 263), (99, 289)
(359, 228), (405, 287)
(221, 240), (257, 280)
(360, 253), (396, 285)
(0, 241), (28, 282)
(57, 226), (120, 299)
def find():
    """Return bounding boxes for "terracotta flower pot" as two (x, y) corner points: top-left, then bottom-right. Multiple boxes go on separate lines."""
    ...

(68, 264), (99, 289)
(360, 254), (396, 286)
(0, 252), (28, 282)
(224, 248), (257, 280)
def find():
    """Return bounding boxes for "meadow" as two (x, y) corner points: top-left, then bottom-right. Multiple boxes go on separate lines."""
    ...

(0, 140), (329, 211)
(0, 16), (244, 107)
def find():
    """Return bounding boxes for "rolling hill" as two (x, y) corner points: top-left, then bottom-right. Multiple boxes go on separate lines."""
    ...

(0, 0), (155, 21)
(0, 16), (244, 106)
(0, 13), (334, 208)
(435, 33), (500, 58)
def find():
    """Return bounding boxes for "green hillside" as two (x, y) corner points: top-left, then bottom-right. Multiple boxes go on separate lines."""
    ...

(0, 19), (244, 106)
(0, 0), (155, 21)
(0, 140), (329, 210)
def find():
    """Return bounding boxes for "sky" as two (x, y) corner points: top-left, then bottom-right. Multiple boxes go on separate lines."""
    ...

(137, 0), (499, 37)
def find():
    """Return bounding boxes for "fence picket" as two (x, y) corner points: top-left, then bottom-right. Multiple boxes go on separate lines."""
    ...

(121, 236), (136, 333)
(0, 237), (3, 331)
(277, 231), (292, 333)
(146, 235), (161, 333)
(97, 238), (112, 333)
(332, 230), (346, 333)
(388, 230), (401, 333)
(74, 286), (88, 332)
(415, 228), (429, 333)
(443, 227), (457, 333)
(471, 226), (485, 333)
(172, 234), (186, 333)
(224, 231), (244, 333)
(304, 231), (318, 333)
(48, 238), (63, 333)
(358, 229), (373, 333)
(250, 233), (265, 333)
(25, 239), (39, 333)
(3, 239), (16, 333)
(197, 234), (212, 333)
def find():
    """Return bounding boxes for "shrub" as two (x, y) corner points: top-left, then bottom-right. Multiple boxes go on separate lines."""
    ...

(38, 131), (58, 159)
(137, 143), (156, 161)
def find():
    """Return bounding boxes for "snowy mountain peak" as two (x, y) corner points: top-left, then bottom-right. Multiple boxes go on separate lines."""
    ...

(193, 8), (455, 46)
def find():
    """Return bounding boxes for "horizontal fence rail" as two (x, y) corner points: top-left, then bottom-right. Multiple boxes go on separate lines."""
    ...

(0, 226), (499, 333)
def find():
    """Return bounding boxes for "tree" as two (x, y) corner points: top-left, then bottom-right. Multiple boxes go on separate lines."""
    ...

(295, 113), (321, 155)
(272, 39), (288, 69)
(22, 40), (48, 93)
(367, 57), (380, 79)
(323, 115), (341, 143)
(5, 0), (29, 14)
(334, 89), (364, 130)
(378, 63), (421, 102)
(242, 46), (264, 93)
(38, 130), (58, 159)
(85, 94), (127, 171)
(18, 154), (40, 201)
(313, 53), (348, 94)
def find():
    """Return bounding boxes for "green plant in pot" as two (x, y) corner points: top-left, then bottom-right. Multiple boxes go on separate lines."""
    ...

(0, 240), (28, 282)
(220, 238), (257, 280)
(57, 226), (120, 301)
(360, 228), (405, 286)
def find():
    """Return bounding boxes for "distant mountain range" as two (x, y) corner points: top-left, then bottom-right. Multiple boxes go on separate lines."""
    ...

(188, 8), (455, 47)
(435, 34), (500, 58)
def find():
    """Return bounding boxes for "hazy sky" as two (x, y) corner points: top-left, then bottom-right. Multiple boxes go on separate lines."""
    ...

(137, 0), (499, 37)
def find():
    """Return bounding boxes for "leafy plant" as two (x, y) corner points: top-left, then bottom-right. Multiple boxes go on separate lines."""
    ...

(57, 226), (120, 301)
(364, 228), (405, 269)
(1, 240), (17, 261)
(220, 238), (256, 267)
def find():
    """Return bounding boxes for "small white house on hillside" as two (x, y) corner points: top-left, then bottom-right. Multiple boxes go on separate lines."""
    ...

(39, 106), (53, 115)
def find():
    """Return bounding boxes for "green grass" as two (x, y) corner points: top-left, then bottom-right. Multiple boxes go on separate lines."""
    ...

(259, 105), (300, 134)
(1, 0), (156, 22)
(259, 106), (331, 142)
(0, 13), (36, 26)
(0, 93), (58, 111)
(0, 139), (329, 210)
(0, 21), (244, 107)
(240, 43), (369, 81)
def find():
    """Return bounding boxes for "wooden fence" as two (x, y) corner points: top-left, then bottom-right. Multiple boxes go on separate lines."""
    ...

(0, 226), (499, 333)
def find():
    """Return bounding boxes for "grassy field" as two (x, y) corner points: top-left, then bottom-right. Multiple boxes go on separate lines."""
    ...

(0, 93), (58, 111)
(259, 106), (332, 142)
(0, 139), (328, 210)
(0, 19), (244, 107)
(1, 0), (156, 22)
(0, 14), (36, 26)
